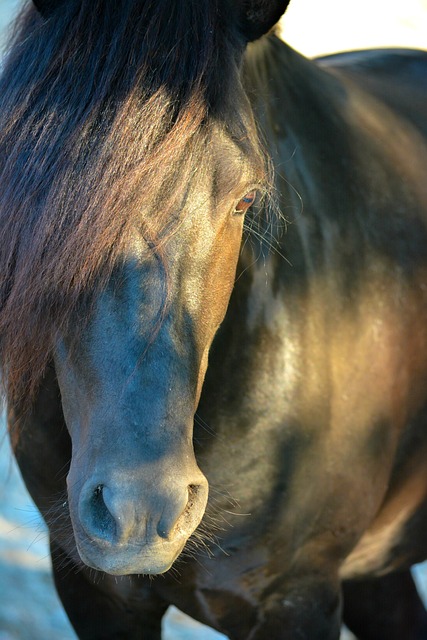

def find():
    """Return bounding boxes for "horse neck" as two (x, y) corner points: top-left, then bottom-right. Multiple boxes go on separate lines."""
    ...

(242, 36), (366, 266)
(241, 36), (427, 288)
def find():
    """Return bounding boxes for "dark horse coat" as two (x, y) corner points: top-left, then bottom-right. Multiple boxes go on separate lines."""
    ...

(1, 0), (427, 638)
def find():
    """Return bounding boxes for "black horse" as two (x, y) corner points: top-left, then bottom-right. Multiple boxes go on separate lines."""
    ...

(1, 0), (427, 638)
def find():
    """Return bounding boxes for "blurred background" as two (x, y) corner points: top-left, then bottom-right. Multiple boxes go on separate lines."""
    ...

(0, 0), (426, 638)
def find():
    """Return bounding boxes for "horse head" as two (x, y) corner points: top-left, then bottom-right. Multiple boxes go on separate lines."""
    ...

(3, 0), (290, 575)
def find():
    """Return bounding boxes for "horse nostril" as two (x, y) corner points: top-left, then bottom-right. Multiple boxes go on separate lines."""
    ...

(186, 484), (200, 513)
(80, 483), (117, 542)
(157, 483), (206, 540)
(177, 483), (207, 533)
(182, 484), (203, 523)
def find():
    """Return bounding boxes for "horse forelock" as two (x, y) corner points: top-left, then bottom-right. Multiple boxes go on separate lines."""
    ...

(0, 0), (265, 403)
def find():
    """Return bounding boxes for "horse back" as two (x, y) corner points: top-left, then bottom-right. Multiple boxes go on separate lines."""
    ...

(318, 48), (427, 137)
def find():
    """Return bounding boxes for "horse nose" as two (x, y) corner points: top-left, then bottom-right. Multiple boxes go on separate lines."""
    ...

(77, 477), (208, 546)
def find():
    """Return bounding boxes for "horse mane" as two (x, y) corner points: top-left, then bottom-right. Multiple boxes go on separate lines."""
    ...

(0, 0), (264, 403)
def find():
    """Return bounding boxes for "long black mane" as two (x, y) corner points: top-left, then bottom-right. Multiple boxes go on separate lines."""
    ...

(0, 0), (265, 401)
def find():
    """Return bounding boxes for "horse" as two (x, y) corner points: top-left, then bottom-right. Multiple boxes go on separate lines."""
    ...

(1, 0), (427, 638)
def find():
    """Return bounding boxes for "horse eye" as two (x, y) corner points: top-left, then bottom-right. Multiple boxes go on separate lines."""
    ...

(234, 190), (257, 215)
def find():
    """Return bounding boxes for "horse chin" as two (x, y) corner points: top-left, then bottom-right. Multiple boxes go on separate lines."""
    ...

(75, 537), (186, 576)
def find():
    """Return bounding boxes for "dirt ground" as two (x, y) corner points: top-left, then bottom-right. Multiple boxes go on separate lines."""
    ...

(0, 1), (426, 638)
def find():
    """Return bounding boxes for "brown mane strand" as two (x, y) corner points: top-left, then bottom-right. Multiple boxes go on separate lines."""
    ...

(0, 0), (263, 402)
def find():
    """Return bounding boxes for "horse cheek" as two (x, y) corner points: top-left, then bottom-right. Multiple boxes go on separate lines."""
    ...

(193, 223), (243, 403)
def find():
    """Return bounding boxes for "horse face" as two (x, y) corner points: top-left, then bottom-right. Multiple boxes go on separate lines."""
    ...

(3, 0), (289, 580)
(53, 134), (259, 575)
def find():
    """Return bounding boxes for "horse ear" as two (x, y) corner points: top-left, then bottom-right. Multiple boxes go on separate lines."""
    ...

(33, 0), (64, 17)
(236, 0), (291, 42)
(33, 0), (288, 34)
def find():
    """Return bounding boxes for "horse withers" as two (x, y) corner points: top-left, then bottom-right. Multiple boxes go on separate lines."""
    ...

(1, 0), (427, 638)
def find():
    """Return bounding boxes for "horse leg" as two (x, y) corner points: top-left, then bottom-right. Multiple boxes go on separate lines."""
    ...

(342, 570), (427, 640)
(50, 541), (168, 640)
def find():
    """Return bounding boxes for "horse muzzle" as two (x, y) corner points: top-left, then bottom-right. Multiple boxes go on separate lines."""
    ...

(67, 465), (209, 575)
